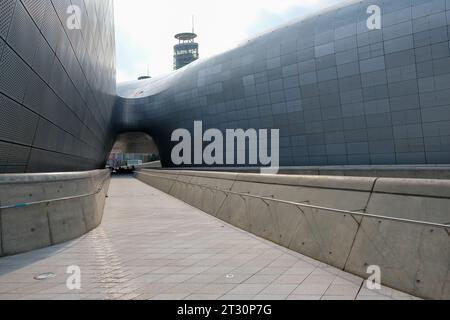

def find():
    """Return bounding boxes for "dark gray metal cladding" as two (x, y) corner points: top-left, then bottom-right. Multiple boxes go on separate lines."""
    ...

(2, 0), (450, 173)
(115, 0), (450, 168)
(0, 0), (116, 173)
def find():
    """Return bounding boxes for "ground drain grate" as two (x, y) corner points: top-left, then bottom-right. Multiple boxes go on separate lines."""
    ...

(34, 273), (56, 280)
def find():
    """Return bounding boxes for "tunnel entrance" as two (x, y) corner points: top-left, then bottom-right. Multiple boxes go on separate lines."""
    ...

(107, 132), (160, 174)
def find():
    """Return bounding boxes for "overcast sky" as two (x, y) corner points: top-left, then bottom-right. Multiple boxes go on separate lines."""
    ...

(114, 0), (342, 83)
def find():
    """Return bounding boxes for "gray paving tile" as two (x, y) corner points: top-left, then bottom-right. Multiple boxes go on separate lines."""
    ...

(287, 295), (322, 300)
(227, 284), (268, 295)
(253, 294), (288, 300)
(260, 284), (298, 295)
(219, 294), (256, 300)
(185, 294), (222, 300)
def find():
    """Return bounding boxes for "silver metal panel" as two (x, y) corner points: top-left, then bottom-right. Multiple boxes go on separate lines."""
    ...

(0, 0), (116, 173)
(115, 0), (450, 168)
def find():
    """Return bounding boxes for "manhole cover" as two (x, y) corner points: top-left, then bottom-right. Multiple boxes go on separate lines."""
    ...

(34, 272), (56, 280)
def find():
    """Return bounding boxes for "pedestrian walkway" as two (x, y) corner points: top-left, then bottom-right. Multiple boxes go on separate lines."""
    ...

(0, 177), (418, 300)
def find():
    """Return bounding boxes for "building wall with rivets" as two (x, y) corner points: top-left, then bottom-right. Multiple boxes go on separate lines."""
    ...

(0, 0), (116, 173)
(2, 0), (450, 172)
(116, 0), (450, 168)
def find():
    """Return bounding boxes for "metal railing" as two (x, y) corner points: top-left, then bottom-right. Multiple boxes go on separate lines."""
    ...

(138, 170), (450, 230)
(0, 175), (110, 210)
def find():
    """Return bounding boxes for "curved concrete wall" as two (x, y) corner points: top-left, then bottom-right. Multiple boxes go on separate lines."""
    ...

(0, 169), (110, 257)
(156, 165), (450, 179)
(136, 169), (450, 300)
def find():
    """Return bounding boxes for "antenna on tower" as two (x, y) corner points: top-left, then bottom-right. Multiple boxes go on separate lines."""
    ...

(137, 64), (152, 81)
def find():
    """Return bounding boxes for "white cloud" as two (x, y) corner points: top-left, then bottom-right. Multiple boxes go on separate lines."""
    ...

(114, 0), (341, 82)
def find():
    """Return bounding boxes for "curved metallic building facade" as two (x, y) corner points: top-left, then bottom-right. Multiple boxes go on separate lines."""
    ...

(0, 0), (116, 173)
(116, 0), (450, 168)
(1, 0), (450, 173)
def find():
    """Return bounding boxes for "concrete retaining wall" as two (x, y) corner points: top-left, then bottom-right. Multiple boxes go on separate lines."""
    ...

(154, 165), (450, 179)
(136, 169), (450, 300)
(0, 170), (111, 257)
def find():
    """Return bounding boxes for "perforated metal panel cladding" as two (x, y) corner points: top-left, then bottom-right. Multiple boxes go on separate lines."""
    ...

(0, 0), (116, 173)
(116, 0), (450, 167)
(2, 0), (450, 172)
(0, 0), (16, 40)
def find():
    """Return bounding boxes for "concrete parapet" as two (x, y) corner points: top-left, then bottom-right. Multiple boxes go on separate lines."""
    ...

(136, 169), (450, 299)
(137, 161), (162, 169)
(0, 170), (110, 257)
(171, 165), (450, 179)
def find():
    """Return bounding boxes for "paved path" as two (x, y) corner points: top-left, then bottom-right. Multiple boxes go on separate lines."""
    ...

(0, 177), (418, 300)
